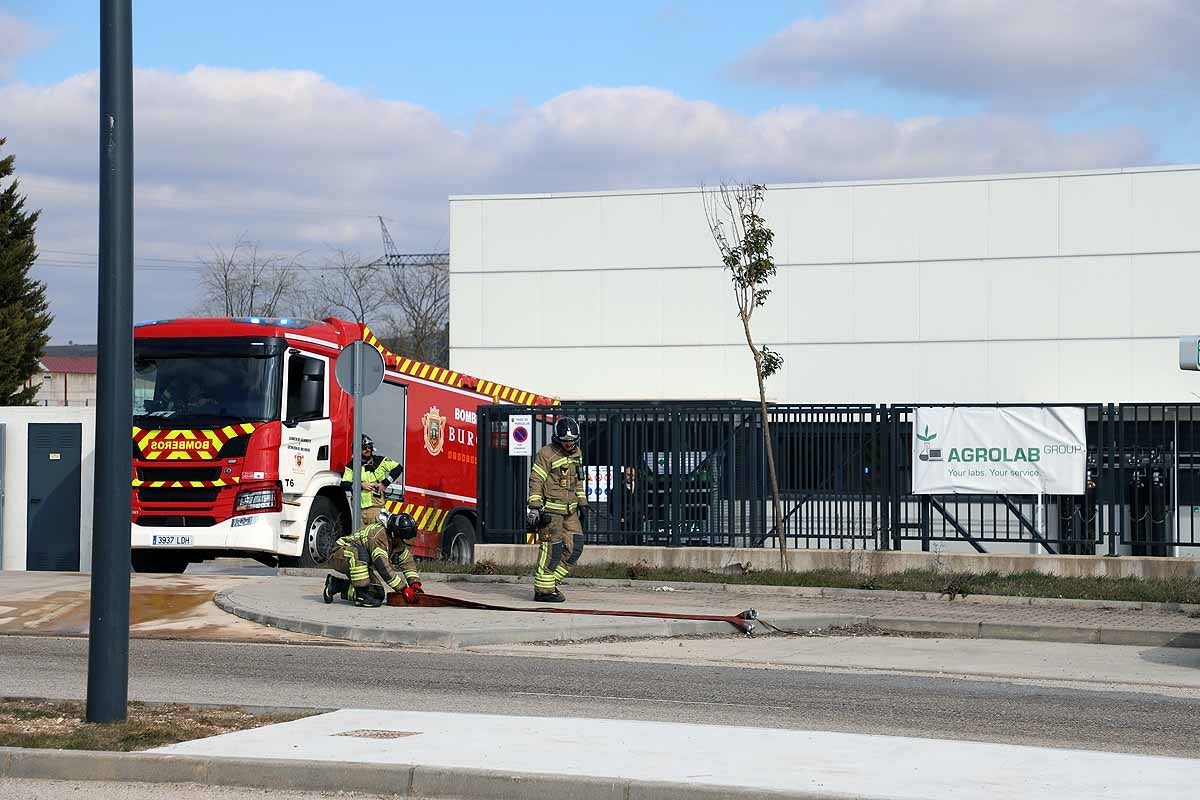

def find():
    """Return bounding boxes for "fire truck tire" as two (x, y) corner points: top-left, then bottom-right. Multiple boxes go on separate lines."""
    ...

(441, 515), (476, 565)
(131, 550), (188, 574)
(299, 496), (344, 568)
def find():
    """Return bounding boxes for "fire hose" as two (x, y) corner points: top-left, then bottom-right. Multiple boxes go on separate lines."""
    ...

(386, 591), (760, 635)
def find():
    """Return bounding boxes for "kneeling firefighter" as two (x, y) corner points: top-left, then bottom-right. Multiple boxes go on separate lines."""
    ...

(323, 511), (422, 607)
(526, 417), (587, 602)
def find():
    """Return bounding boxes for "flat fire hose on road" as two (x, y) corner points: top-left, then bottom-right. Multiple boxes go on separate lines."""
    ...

(386, 591), (759, 635)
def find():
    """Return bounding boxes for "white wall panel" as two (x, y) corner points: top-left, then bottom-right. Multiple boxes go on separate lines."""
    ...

(782, 344), (855, 403)
(479, 199), (544, 271)
(848, 343), (919, 403)
(600, 194), (664, 268)
(535, 196), (608, 270)
(788, 265), (855, 343)
(1131, 170), (1200, 254)
(918, 260), (988, 341)
(480, 273), (543, 348)
(658, 193), (720, 267)
(1059, 174), (1132, 256)
(599, 270), (663, 346)
(448, 200), (482, 272)
(447, 273), (483, 348)
(1058, 255), (1131, 339)
(852, 184), (919, 263)
(781, 186), (853, 264)
(987, 341), (1061, 402)
(1130, 253), (1200, 338)
(914, 182), (988, 261)
(1130, 338), (1195, 402)
(916, 342), (989, 402)
(1058, 339), (1133, 400)
(538, 272), (588, 343)
(987, 177), (1059, 258)
(988, 258), (1058, 340)
(852, 262), (919, 342)
(659, 268), (737, 346)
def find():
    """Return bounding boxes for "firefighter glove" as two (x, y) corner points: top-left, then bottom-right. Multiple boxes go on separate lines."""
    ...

(526, 508), (543, 528)
(400, 584), (420, 604)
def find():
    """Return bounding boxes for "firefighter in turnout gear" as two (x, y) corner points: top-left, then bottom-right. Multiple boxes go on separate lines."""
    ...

(323, 511), (422, 607)
(526, 417), (586, 602)
(340, 434), (403, 528)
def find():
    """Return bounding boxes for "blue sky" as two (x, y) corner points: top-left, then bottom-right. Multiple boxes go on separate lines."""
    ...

(2, 1), (1198, 342)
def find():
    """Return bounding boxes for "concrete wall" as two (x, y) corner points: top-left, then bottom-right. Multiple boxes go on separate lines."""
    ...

(476, 544), (1200, 580)
(27, 371), (97, 407)
(0, 407), (96, 571)
(450, 164), (1200, 404)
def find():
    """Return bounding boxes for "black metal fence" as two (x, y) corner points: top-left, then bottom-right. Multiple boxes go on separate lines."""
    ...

(476, 402), (1200, 555)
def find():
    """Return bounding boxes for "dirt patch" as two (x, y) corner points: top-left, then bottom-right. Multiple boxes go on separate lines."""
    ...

(0, 697), (311, 751)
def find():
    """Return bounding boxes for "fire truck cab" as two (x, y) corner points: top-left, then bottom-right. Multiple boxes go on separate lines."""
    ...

(130, 316), (551, 573)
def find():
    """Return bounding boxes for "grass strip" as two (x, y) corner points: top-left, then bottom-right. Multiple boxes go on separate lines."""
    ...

(0, 697), (310, 751)
(424, 560), (1200, 605)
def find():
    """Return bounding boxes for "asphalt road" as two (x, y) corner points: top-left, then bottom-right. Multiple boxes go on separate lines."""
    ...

(4, 635), (1200, 758)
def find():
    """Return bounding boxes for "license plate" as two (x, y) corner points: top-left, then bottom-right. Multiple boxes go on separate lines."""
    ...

(150, 535), (192, 546)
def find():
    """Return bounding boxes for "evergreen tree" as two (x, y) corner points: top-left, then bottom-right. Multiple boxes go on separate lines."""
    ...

(0, 137), (52, 405)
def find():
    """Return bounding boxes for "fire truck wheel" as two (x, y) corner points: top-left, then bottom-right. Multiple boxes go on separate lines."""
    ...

(300, 496), (344, 568)
(441, 515), (476, 565)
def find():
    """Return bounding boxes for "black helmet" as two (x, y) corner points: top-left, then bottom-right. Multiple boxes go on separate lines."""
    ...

(384, 511), (417, 543)
(361, 434), (375, 450)
(553, 417), (580, 448)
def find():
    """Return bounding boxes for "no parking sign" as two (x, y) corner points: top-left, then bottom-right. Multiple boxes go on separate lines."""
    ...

(508, 414), (532, 457)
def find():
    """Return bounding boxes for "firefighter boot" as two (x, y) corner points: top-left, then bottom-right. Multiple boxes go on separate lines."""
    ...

(323, 575), (350, 604)
(351, 584), (385, 608)
(534, 589), (565, 603)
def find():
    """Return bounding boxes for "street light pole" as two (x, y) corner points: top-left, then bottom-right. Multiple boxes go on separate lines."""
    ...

(87, 0), (133, 724)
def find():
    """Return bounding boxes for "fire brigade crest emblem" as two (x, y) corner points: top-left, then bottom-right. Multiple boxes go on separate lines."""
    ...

(422, 406), (446, 456)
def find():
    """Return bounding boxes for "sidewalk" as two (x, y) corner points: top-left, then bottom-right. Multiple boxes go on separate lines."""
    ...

(220, 573), (1200, 648)
(64, 708), (1200, 799)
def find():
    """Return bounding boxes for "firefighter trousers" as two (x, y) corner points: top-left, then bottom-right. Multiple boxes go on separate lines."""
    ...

(533, 511), (585, 595)
(327, 539), (385, 607)
(359, 503), (385, 528)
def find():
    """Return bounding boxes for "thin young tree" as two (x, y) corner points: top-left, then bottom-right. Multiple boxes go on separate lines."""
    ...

(0, 138), (52, 405)
(703, 182), (786, 568)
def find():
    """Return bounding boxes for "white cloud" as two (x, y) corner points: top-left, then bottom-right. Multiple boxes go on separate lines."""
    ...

(0, 13), (44, 79)
(0, 67), (1150, 341)
(730, 0), (1200, 102)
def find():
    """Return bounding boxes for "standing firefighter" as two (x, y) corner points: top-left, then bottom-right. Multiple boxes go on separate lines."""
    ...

(526, 417), (587, 602)
(341, 434), (403, 528)
(323, 511), (422, 607)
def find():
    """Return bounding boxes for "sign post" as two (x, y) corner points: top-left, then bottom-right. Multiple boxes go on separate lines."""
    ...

(335, 341), (386, 530)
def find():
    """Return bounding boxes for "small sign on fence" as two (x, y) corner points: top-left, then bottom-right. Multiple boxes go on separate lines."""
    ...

(508, 414), (532, 457)
(912, 406), (1087, 496)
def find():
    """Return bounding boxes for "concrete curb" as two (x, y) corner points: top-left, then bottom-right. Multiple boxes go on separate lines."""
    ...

(0, 747), (858, 799)
(278, 566), (1200, 614)
(215, 589), (1200, 649)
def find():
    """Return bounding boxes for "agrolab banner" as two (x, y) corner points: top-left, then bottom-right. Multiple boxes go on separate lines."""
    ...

(912, 407), (1087, 496)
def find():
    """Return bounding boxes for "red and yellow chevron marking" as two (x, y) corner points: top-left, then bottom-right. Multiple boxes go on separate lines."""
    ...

(361, 326), (558, 407)
(382, 499), (449, 534)
(132, 477), (242, 489)
(131, 423), (260, 462)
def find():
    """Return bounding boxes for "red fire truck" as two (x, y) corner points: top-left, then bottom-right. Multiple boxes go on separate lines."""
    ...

(130, 316), (553, 573)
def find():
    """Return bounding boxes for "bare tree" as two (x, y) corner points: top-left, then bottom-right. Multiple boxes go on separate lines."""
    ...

(196, 234), (301, 317)
(383, 257), (449, 366)
(703, 183), (786, 569)
(309, 249), (392, 324)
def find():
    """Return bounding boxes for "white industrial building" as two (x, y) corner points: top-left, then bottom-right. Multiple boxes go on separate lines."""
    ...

(449, 164), (1200, 405)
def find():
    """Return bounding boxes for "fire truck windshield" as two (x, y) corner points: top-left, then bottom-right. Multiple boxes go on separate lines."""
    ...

(133, 337), (285, 426)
